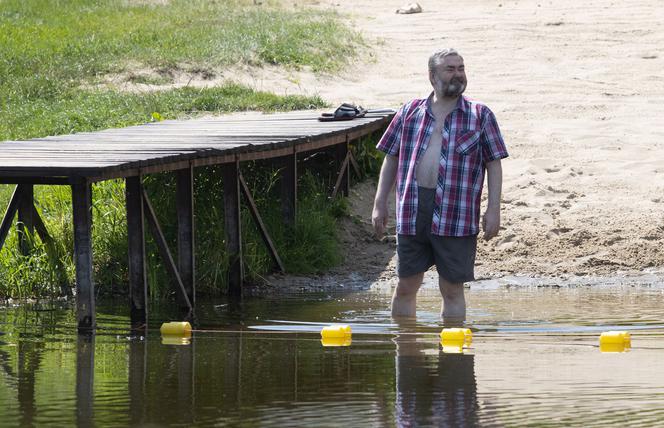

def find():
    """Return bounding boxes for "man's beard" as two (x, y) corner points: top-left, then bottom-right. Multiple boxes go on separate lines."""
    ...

(436, 77), (466, 98)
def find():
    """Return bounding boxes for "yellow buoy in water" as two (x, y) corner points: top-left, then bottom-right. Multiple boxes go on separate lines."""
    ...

(160, 321), (192, 336)
(321, 325), (351, 346)
(440, 328), (472, 353)
(440, 328), (473, 347)
(160, 322), (192, 346)
(599, 331), (631, 353)
(321, 324), (351, 339)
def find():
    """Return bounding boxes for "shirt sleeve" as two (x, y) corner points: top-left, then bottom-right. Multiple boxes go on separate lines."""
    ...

(480, 108), (509, 162)
(375, 103), (406, 157)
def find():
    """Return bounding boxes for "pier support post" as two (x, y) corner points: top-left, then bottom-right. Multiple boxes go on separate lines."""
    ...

(239, 172), (285, 273)
(278, 153), (297, 226)
(0, 185), (21, 252)
(222, 160), (243, 298)
(72, 180), (95, 333)
(331, 140), (351, 200)
(176, 166), (196, 313)
(17, 184), (34, 255)
(126, 176), (148, 330)
(348, 140), (362, 179)
(143, 188), (192, 313)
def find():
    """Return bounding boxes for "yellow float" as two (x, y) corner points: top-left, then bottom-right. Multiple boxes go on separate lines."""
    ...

(321, 324), (352, 347)
(599, 331), (631, 353)
(160, 321), (192, 346)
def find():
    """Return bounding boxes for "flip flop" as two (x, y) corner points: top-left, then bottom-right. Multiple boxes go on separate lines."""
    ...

(318, 103), (367, 121)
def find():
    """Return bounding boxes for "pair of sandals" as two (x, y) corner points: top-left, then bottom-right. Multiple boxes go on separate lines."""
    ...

(318, 103), (367, 122)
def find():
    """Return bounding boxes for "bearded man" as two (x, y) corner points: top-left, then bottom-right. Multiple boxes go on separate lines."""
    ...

(372, 48), (508, 320)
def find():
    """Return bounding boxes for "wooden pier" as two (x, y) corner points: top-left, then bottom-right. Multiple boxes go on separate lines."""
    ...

(0, 110), (392, 332)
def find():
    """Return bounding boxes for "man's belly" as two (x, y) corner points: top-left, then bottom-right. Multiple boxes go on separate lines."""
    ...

(416, 133), (443, 189)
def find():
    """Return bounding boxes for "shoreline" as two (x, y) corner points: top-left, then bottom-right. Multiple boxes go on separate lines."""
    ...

(253, 178), (664, 296)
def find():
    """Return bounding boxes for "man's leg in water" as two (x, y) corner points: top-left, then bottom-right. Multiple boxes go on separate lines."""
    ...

(439, 277), (466, 321)
(391, 272), (425, 317)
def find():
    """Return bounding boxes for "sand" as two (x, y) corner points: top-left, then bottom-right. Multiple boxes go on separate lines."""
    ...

(243, 0), (664, 289)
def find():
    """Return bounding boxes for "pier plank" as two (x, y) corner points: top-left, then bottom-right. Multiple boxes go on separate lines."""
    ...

(0, 111), (391, 179)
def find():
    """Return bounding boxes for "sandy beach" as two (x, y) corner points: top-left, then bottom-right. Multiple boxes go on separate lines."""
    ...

(245, 0), (664, 288)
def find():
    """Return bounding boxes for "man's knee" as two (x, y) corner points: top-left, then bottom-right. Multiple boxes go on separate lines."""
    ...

(396, 274), (423, 297)
(439, 278), (464, 300)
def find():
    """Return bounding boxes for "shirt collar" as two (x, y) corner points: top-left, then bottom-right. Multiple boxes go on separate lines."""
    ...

(423, 92), (469, 118)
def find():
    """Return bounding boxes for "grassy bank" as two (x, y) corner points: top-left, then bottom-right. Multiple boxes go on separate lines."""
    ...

(1, 0), (362, 140)
(0, 0), (373, 299)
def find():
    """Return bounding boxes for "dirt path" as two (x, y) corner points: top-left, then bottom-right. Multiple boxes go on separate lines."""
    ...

(251, 0), (664, 291)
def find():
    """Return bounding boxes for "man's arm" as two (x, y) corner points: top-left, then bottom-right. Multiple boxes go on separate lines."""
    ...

(372, 154), (398, 238)
(482, 159), (502, 240)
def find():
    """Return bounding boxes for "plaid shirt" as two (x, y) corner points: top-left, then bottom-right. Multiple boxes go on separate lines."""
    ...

(376, 94), (508, 236)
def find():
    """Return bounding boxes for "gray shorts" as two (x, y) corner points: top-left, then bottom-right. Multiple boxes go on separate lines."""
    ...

(396, 187), (477, 282)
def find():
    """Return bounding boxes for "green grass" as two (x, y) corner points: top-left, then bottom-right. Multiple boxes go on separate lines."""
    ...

(1, 83), (326, 141)
(0, 0), (377, 299)
(0, 0), (360, 71)
(0, 0), (363, 141)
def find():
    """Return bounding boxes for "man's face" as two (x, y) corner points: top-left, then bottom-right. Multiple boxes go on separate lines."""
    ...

(431, 55), (467, 98)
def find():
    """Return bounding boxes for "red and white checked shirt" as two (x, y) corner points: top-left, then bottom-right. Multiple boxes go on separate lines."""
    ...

(376, 94), (508, 237)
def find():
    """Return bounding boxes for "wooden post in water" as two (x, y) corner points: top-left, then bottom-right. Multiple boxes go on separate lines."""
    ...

(17, 184), (34, 255)
(126, 176), (148, 330)
(72, 180), (95, 333)
(223, 160), (243, 298)
(176, 166), (195, 313)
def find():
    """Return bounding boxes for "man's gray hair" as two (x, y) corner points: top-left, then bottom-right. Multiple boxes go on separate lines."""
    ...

(428, 48), (462, 74)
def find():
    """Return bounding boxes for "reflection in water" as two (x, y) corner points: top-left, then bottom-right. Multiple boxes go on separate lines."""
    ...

(129, 334), (197, 427)
(76, 334), (94, 427)
(18, 335), (44, 428)
(128, 337), (147, 425)
(73, 330), (445, 427)
(394, 322), (478, 427)
(116, 331), (392, 426)
(2, 285), (664, 426)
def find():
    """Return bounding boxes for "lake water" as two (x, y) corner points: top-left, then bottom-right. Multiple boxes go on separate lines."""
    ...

(1, 280), (664, 427)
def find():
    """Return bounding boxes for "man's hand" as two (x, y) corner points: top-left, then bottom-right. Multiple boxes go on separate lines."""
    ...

(372, 155), (398, 239)
(482, 206), (500, 241)
(372, 202), (389, 238)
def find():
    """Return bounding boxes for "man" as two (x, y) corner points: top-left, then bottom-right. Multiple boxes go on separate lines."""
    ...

(372, 48), (508, 320)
